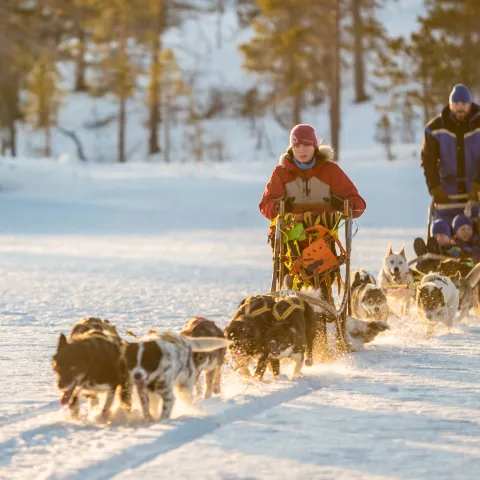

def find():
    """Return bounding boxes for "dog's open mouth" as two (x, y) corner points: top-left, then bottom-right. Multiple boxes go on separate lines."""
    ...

(60, 379), (79, 405)
(390, 271), (402, 282)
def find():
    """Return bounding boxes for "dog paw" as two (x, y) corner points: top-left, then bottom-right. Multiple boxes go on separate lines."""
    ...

(305, 357), (313, 367)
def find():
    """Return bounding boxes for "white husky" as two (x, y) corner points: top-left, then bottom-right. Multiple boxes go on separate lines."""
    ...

(416, 273), (459, 336)
(378, 244), (415, 317)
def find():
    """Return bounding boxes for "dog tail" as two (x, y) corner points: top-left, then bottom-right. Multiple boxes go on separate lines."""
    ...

(183, 336), (232, 352)
(466, 263), (480, 289)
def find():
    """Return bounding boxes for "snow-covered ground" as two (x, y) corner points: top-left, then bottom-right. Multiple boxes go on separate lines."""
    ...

(1, 151), (479, 479)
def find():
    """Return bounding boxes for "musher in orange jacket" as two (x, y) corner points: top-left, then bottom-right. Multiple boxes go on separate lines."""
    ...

(259, 124), (366, 223)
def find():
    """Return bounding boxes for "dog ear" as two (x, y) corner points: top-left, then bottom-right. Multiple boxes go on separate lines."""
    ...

(387, 243), (393, 255)
(57, 333), (68, 351)
(399, 244), (406, 259)
(355, 271), (361, 283)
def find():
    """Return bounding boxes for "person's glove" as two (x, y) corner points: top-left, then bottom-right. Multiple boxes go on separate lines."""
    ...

(469, 182), (480, 201)
(275, 196), (295, 213)
(329, 195), (348, 212)
(430, 185), (450, 204)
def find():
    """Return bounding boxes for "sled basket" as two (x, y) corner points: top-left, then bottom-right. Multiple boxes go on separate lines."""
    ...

(290, 225), (346, 282)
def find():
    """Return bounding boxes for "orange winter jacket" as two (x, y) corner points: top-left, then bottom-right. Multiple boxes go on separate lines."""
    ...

(259, 146), (366, 220)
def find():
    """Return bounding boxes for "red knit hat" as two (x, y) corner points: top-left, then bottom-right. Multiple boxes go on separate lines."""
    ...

(289, 124), (318, 147)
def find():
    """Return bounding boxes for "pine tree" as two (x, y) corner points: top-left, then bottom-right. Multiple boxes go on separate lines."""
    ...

(239, 0), (334, 127)
(158, 48), (189, 163)
(134, 0), (207, 157)
(375, 112), (395, 160)
(88, 0), (143, 163)
(348, 0), (391, 103)
(421, 0), (480, 94)
(374, 24), (446, 126)
(24, 52), (63, 157)
(351, 0), (369, 103)
(51, 0), (100, 92)
(400, 91), (418, 143)
(0, 2), (35, 155)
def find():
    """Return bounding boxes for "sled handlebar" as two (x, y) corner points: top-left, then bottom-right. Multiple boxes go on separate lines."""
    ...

(294, 202), (330, 209)
(434, 194), (478, 210)
(294, 201), (351, 216)
(435, 202), (472, 210)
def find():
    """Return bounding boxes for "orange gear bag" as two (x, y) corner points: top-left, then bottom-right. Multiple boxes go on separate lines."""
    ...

(289, 225), (346, 281)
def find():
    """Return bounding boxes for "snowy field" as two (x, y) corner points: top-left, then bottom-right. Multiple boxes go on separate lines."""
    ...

(1, 153), (480, 479)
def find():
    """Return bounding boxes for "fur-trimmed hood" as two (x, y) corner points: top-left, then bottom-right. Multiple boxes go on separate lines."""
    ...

(279, 145), (335, 167)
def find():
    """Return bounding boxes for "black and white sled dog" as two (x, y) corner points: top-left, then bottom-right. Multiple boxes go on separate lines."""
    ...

(180, 317), (226, 399)
(52, 317), (131, 420)
(125, 332), (230, 421)
(255, 296), (316, 380)
(416, 273), (459, 335)
(350, 269), (390, 321)
(378, 245), (415, 317)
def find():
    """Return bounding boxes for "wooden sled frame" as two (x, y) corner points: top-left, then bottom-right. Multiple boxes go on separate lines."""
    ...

(269, 199), (353, 352)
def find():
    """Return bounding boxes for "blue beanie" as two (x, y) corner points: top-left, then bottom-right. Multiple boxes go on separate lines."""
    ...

(452, 214), (472, 233)
(432, 219), (451, 236)
(449, 84), (472, 104)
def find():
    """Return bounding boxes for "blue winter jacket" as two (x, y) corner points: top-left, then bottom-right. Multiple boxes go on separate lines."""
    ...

(421, 103), (480, 195)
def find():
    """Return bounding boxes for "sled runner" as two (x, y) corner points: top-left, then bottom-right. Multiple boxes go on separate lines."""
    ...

(269, 198), (353, 351)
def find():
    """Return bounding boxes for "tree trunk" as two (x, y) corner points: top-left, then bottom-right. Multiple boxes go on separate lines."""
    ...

(164, 99), (171, 162)
(216, 0), (225, 48)
(148, 37), (161, 156)
(292, 94), (302, 125)
(74, 28), (88, 92)
(118, 2), (127, 163)
(119, 96), (126, 163)
(45, 125), (51, 157)
(352, 0), (369, 103)
(9, 122), (16, 157)
(330, 0), (341, 160)
(148, 1), (166, 156)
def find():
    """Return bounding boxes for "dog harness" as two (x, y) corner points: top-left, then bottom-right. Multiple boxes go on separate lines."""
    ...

(233, 297), (271, 319)
(272, 297), (305, 321)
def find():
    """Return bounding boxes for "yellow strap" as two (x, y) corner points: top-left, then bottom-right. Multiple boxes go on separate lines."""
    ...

(272, 297), (304, 321)
(410, 267), (426, 278)
(245, 303), (271, 317)
(382, 283), (415, 289)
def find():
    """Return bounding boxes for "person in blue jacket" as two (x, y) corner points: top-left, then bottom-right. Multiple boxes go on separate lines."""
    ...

(421, 84), (480, 223)
(451, 214), (480, 261)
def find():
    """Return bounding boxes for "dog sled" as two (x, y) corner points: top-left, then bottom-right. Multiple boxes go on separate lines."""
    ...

(408, 194), (480, 273)
(269, 198), (353, 352)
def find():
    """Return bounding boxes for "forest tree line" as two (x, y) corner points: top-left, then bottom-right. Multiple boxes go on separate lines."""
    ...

(0, 0), (475, 162)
